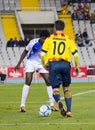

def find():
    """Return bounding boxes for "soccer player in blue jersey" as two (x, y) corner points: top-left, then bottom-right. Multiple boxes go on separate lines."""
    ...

(15, 30), (58, 112)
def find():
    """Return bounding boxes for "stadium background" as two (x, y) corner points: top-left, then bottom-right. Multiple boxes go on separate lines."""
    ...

(0, 0), (95, 83)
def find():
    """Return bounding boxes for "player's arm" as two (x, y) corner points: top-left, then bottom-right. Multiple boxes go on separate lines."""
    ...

(41, 35), (51, 70)
(70, 38), (79, 75)
(40, 49), (47, 65)
(73, 50), (79, 75)
(15, 49), (28, 71)
(41, 37), (49, 65)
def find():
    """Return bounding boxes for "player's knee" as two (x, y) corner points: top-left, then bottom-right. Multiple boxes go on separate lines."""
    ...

(53, 88), (59, 94)
(64, 90), (71, 98)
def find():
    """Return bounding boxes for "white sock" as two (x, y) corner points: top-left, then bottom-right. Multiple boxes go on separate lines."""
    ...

(46, 86), (55, 106)
(20, 84), (30, 107)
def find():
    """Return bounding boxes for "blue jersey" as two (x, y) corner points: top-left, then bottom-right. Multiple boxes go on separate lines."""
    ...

(26, 38), (42, 64)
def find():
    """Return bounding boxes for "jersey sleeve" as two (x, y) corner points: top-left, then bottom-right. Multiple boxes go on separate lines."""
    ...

(40, 52), (47, 65)
(69, 39), (78, 54)
(41, 38), (49, 53)
(69, 39), (79, 67)
(25, 40), (34, 51)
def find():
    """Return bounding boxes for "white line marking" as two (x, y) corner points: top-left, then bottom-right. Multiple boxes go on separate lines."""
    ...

(0, 122), (95, 126)
(0, 90), (95, 104)
(73, 90), (95, 96)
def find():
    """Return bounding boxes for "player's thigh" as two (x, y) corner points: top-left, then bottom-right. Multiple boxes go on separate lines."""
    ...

(41, 73), (50, 85)
(62, 64), (71, 87)
(49, 62), (61, 88)
(39, 67), (50, 85)
(62, 71), (71, 87)
(25, 72), (33, 85)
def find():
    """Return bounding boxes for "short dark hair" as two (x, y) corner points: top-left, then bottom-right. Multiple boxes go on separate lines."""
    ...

(40, 30), (50, 38)
(54, 20), (65, 30)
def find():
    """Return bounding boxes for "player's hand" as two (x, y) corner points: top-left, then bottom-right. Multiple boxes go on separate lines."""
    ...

(14, 64), (20, 72)
(75, 67), (79, 76)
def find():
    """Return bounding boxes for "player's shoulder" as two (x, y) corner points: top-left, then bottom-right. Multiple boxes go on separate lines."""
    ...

(65, 34), (74, 41)
(51, 33), (66, 38)
(30, 38), (39, 43)
(46, 33), (56, 39)
(29, 38), (39, 45)
(65, 34), (70, 39)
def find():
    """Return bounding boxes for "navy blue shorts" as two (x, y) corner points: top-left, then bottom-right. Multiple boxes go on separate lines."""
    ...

(49, 60), (71, 88)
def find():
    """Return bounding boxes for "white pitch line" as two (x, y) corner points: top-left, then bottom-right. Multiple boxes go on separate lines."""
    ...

(72, 90), (95, 96)
(0, 122), (95, 126)
(0, 90), (95, 104)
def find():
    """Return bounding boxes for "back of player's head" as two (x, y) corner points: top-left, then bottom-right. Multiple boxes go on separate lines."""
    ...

(54, 20), (65, 31)
(40, 30), (50, 38)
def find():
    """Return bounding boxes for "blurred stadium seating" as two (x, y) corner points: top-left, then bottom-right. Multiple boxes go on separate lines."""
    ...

(0, 0), (95, 68)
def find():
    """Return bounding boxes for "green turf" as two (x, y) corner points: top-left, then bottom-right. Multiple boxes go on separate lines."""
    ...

(0, 82), (95, 130)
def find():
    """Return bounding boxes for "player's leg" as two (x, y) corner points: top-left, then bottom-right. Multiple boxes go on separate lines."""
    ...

(63, 86), (72, 117)
(48, 61), (66, 116)
(20, 60), (34, 112)
(62, 62), (72, 117)
(40, 71), (58, 111)
(52, 87), (66, 116)
(20, 72), (33, 112)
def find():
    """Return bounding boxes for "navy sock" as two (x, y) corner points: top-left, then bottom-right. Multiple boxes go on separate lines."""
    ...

(65, 97), (72, 112)
(53, 94), (60, 102)
(64, 90), (72, 112)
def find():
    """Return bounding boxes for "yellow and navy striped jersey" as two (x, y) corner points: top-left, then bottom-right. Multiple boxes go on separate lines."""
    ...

(41, 32), (78, 64)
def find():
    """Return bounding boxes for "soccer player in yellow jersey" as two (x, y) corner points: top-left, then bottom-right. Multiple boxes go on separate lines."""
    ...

(41, 20), (79, 117)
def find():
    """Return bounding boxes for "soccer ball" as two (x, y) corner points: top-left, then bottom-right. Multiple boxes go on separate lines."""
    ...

(38, 104), (52, 117)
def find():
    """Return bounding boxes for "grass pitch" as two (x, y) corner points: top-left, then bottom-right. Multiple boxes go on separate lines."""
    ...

(0, 82), (95, 130)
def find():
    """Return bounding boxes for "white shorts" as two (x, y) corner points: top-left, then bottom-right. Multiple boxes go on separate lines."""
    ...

(25, 60), (48, 73)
